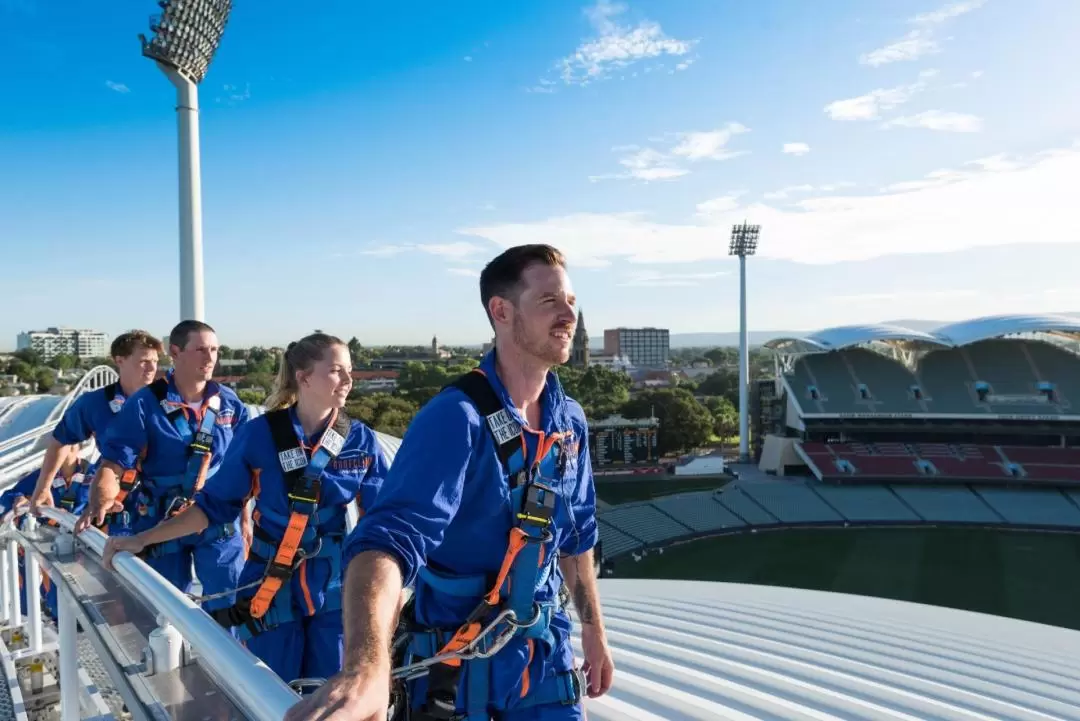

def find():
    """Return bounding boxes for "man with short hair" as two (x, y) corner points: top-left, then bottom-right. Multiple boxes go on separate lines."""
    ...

(76, 320), (249, 613)
(286, 245), (613, 721)
(30, 330), (162, 515)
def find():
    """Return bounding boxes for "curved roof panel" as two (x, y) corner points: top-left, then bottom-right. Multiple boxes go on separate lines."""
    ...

(933, 313), (1080, 346)
(765, 323), (951, 353)
(586, 579), (1080, 720)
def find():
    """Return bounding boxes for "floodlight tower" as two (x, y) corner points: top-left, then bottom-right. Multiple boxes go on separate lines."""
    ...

(140, 0), (233, 322)
(729, 222), (760, 464)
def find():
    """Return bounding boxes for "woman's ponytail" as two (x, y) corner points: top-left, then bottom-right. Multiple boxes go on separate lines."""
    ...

(265, 342), (300, 410)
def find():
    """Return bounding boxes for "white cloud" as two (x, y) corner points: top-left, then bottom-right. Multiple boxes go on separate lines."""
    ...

(447, 268), (480, 278)
(592, 123), (748, 182)
(357, 241), (485, 259)
(458, 141), (1080, 267)
(105, 80), (129, 94)
(670, 123), (749, 161)
(824, 71), (935, 121)
(885, 109), (983, 132)
(464, 56), (473, 62)
(618, 269), (727, 287)
(695, 195), (743, 217)
(782, 142), (810, 156)
(550, 0), (695, 86)
(860, 0), (985, 67)
(761, 183), (855, 201)
(971, 70), (984, 79)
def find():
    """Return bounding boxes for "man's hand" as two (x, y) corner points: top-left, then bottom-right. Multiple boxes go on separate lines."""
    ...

(282, 664), (390, 721)
(580, 623), (614, 698)
(73, 499), (122, 534)
(29, 489), (54, 517)
(102, 534), (147, 570)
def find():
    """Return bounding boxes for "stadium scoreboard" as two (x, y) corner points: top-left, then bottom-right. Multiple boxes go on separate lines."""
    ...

(588, 416), (659, 466)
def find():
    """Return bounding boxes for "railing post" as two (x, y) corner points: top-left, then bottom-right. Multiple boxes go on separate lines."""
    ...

(24, 517), (42, 653)
(58, 585), (79, 721)
(0, 541), (8, 626)
(6, 539), (20, 627)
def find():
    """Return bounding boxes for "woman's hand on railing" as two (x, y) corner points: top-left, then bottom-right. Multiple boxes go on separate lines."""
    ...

(73, 499), (123, 534)
(29, 489), (53, 517)
(102, 534), (147, 571)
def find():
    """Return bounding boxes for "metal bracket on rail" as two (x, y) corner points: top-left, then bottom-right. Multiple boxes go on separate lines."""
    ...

(289, 678), (326, 696)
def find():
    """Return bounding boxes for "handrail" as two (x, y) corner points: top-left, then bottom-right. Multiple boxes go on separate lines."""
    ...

(38, 507), (300, 720)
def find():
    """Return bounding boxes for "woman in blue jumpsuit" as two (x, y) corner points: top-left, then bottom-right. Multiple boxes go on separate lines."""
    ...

(103, 333), (389, 685)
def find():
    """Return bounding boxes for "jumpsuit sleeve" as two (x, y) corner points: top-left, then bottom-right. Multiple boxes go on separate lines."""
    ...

(98, 392), (151, 470)
(233, 400), (251, 428)
(558, 405), (598, 557)
(193, 419), (259, 527)
(341, 392), (479, 588)
(52, 394), (95, 445)
(356, 429), (390, 512)
(0, 474), (38, 513)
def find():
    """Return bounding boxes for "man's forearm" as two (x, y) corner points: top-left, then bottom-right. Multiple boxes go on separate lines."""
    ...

(342, 550), (405, 672)
(32, 439), (69, 498)
(560, 549), (604, 629)
(89, 462), (122, 509)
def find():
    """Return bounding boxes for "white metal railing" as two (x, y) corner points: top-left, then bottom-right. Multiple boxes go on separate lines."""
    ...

(0, 507), (299, 720)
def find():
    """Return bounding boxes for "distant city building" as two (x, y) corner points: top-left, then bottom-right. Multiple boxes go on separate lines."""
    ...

(569, 310), (590, 368)
(16, 327), (108, 361)
(603, 327), (670, 368)
(588, 353), (634, 372)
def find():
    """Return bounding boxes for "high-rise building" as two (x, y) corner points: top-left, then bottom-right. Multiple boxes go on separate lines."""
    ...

(603, 327), (669, 368)
(16, 327), (109, 361)
(569, 310), (590, 368)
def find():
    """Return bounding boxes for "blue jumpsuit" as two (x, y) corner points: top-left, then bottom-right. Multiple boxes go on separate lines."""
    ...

(194, 406), (388, 683)
(343, 351), (598, 721)
(98, 373), (249, 612)
(0, 469), (89, 619)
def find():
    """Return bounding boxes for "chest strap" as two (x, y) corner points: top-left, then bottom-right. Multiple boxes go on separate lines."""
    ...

(413, 371), (559, 720)
(247, 406), (351, 619)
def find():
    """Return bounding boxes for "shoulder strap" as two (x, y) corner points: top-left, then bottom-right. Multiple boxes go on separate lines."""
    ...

(104, 382), (119, 402)
(149, 378), (169, 403)
(448, 370), (521, 476)
(265, 407), (353, 487)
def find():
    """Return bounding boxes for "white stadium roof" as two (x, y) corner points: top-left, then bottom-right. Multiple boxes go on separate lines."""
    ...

(586, 579), (1080, 720)
(765, 313), (1080, 354)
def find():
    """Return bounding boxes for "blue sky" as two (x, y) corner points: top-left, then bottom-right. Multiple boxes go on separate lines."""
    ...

(2, 0), (1079, 348)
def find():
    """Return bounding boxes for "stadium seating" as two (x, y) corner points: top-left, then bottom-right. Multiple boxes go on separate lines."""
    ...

(797, 441), (1080, 485)
(784, 340), (1080, 417)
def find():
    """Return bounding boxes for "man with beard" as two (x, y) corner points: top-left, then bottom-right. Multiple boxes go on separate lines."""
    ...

(285, 245), (614, 721)
(75, 320), (249, 617)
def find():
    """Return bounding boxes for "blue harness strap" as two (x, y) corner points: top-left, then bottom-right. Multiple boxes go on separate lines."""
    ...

(210, 406), (352, 638)
(404, 370), (579, 721)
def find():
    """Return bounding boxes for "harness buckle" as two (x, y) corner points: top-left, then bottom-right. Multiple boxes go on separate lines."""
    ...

(264, 559), (294, 582)
(192, 431), (214, 454)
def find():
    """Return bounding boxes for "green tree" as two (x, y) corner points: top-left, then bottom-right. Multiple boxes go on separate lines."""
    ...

(237, 388), (266, 405)
(697, 369), (740, 407)
(346, 394), (420, 437)
(704, 347), (737, 367)
(13, 348), (41, 367)
(35, 368), (56, 393)
(48, 354), (77, 371)
(621, 388), (713, 456)
(8, 360), (34, 383)
(701, 395), (738, 445)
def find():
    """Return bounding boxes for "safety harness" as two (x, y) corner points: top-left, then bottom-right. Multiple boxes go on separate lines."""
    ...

(393, 370), (583, 721)
(212, 407), (352, 640)
(109, 378), (234, 553)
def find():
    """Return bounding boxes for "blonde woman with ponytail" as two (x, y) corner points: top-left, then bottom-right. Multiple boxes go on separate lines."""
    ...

(104, 333), (390, 688)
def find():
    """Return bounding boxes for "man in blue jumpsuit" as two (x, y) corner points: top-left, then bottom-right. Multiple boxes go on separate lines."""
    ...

(2, 452), (89, 618)
(285, 245), (614, 721)
(29, 330), (162, 517)
(76, 320), (249, 613)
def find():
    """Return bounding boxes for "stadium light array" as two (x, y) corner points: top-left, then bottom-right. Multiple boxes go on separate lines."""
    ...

(139, 0), (233, 323)
(729, 222), (760, 257)
(140, 0), (232, 85)
(729, 222), (761, 463)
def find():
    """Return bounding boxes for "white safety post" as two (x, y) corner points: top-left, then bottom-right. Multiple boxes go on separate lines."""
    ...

(0, 543), (9, 626)
(58, 586), (79, 721)
(24, 518), (42, 653)
(6, 540), (19, 627)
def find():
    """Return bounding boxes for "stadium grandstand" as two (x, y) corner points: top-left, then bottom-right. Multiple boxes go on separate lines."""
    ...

(595, 314), (1080, 604)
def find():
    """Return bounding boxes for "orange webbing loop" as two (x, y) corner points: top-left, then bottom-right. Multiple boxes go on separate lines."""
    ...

(246, 409), (338, 619)
(434, 527), (531, 667)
